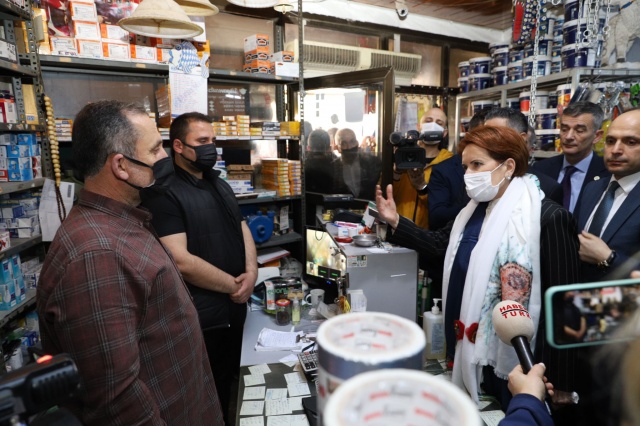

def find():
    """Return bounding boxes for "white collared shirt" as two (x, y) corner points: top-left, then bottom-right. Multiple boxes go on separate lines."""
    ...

(585, 170), (640, 236)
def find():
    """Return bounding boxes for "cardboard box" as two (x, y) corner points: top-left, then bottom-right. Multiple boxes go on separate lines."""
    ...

(1, 204), (24, 218)
(0, 170), (7, 182)
(69, 1), (97, 21)
(14, 275), (26, 303)
(156, 47), (171, 63)
(50, 36), (78, 56)
(0, 259), (12, 283)
(0, 158), (7, 170)
(72, 21), (100, 40)
(0, 135), (15, 146)
(7, 145), (30, 158)
(0, 279), (16, 310)
(102, 41), (130, 60)
(28, 145), (41, 157)
(270, 51), (294, 62)
(32, 167), (42, 179)
(100, 24), (128, 43)
(271, 61), (299, 77)
(0, 39), (18, 63)
(130, 44), (156, 62)
(0, 231), (9, 253)
(16, 134), (36, 145)
(244, 34), (269, 52)
(243, 60), (271, 74)
(244, 48), (269, 62)
(76, 39), (103, 58)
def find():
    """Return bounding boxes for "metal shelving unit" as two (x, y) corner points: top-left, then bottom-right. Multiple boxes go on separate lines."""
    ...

(454, 67), (640, 144)
(0, 289), (36, 328)
(255, 232), (303, 250)
(0, 178), (45, 195)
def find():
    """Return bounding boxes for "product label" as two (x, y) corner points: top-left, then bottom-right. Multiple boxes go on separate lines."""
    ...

(431, 323), (444, 355)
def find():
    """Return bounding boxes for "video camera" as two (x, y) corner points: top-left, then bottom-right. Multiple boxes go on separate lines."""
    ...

(0, 353), (81, 426)
(389, 127), (444, 170)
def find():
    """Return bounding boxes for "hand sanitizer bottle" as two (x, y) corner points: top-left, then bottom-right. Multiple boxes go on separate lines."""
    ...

(424, 298), (445, 360)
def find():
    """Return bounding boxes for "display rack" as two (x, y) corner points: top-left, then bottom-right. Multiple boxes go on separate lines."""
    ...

(454, 67), (640, 145)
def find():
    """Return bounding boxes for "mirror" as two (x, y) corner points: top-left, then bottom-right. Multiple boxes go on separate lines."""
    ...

(545, 279), (640, 349)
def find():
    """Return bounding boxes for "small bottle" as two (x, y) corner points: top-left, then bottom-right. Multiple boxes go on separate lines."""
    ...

(424, 298), (445, 360)
(275, 299), (291, 326)
(292, 297), (301, 325)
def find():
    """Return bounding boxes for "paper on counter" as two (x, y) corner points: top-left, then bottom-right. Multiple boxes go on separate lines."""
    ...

(240, 416), (265, 426)
(266, 398), (292, 416)
(249, 364), (272, 375)
(288, 397), (303, 411)
(284, 371), (306, 385)
(287, 382), (310, 397)
(244, 373), (266, 387)
(479, 410), (506, 426)
(255, 328), (303, 352)
(266, 415), (309, 426)
(243, 386), (266, 400)
(265, 388), (288, 400)
(240, 400), (265, 416)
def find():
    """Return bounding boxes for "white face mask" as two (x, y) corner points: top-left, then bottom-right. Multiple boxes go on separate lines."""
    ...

(464, 162), (506, 202)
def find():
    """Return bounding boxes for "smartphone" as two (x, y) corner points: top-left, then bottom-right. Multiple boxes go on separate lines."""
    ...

(545, 278), (640, 349)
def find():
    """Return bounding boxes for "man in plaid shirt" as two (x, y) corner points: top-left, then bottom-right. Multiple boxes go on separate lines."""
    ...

(37, 100), (223, 425)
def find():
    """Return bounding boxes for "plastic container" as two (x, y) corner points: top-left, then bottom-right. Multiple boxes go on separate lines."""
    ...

(471, 100), (494, 115)
(551, 43), (562, 58)
(291, 297), (300, 324)
(563, 19), (589, 46)
(520, 90), (549, 113)
(506, 97), (520, 110)
(561, 43), (593, 69)
(523, 55), (551, 78)
(523, 43), (534, 59)
(275, 299), (291, 325)
(492, 47), (509, 67)
(493, 66), (508, 86)
(536, 108), (558, 130)
(470, 73), (492, 91)
(508, 46), (524, 63)
(458, 76), (470, 93)
(458, 61), (470, 77)
(460, 117), (472, 133)
(536, 129), (560, 151)
(548, 90), (559, 109)
(538, 37), (554, 56)
(423, 298), (445, 360)
(564, 0), (580, 22)
(489, 42), (509, 55)
(469, 56), (492, 74)
(557, 83), (573, 107)
(551, 56), (562, 74)
(508, 60), (524, 83)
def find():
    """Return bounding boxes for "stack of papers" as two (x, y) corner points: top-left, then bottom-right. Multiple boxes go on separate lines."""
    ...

(255, 328), (303, 352)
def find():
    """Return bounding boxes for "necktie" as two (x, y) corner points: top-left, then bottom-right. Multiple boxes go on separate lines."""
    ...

(588, 181), (620, 237)
(561, 165), (577, 211)
(445, 202), (488, 361)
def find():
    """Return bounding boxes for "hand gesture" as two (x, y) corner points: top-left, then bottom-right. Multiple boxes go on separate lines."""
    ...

(375, 184), (399, 228)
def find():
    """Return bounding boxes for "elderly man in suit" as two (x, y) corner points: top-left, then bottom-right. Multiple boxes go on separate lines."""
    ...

(576, 109), (640, 281)
(531, 101), (610, 213)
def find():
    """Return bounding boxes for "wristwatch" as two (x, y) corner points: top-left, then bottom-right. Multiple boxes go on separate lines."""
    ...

(417, 184), (428, 195)
(597, 250), (616, 270)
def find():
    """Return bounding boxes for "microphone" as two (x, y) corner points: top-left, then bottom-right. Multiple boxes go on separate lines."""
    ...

(492, 300), (536, 373)
(492, 300), (552, 415)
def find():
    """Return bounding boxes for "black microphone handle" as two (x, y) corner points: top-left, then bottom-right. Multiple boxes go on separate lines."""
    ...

(511, 335), (535, 374)
(510, 335), (553, 416)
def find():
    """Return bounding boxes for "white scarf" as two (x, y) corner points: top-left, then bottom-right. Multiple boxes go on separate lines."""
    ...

(442, 174), (542, 405)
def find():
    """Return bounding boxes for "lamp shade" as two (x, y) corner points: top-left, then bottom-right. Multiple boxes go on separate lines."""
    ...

(175, 0), (219, 16)
(118, 0), (204, 39)
(273, 0), (293, 13)
(226, 0), (280, 8)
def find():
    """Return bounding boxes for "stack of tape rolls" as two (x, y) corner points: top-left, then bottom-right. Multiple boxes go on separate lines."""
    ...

(315, 312), (425, 421)
(324, 369), (482, 426)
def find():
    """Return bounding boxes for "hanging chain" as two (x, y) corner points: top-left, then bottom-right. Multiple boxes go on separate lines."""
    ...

(550, 0), (561, 5)
(602, 0), (612, 38)
(528, 0), (542, 129)
(582, 0), (599, 48)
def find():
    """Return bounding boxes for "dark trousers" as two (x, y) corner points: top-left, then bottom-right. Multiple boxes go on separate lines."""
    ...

(482, 365), (513, 411)
(203, 302), (247, 425)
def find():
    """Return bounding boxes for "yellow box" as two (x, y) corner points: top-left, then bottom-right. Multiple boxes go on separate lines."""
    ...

(280, 121), (300, 136)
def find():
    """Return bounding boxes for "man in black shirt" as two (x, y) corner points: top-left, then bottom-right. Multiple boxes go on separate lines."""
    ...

(142, 112), (257, 425)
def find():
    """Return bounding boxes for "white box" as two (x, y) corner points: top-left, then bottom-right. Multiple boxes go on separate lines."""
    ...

(76, 39), (103, 58)
(272, 62), (299, 77)
(72, 21), (100, 41)
(50, 37), (78, 56)
(244, 34), (269, 52)
(69, 1), (98, 21)
(103, 42), (130, 60)
(130, 45), (156, 62)
(0, 135), (15, 145)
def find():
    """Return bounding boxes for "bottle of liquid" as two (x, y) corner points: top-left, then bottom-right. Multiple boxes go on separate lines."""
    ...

(292, 297), (301, 325)
(423, 298), (445, 360)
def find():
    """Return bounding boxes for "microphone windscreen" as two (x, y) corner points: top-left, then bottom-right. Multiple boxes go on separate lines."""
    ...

(492, 300), (535, 346)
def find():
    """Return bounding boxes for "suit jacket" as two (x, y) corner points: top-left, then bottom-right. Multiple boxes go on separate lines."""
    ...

(428, 156), (564, 231)
(575, 177), (640, 281)
(334, 151), (382, 200)
(388, 197), (581, 395)
(530, 153), (611, 210)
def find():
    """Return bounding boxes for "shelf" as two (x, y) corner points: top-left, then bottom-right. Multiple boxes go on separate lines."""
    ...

(216, 136), (300, 141)
(0, 288), (36, 328)
(0, 57), (37, 77)
(0, 0), (30, 20)
(256, 231), (302, 249)
(0, 178), (45, 195)
(0, 123), (45, 132)
(40, 55), (299, 83)
(238, 195), (301, 205)
(533, 150), (562, 159)
(0, 235), (42, 261)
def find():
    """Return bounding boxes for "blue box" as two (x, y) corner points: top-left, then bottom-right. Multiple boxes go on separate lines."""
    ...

(28, 145), (40, 157)
(10, 255), (21, 279)
(1, 204), (24, 218)
(0, 280), (16, 310)
(16, 134), (36, 145)
(6, 144), (30, 158)
(0, 259), (12, 284)
(14, 275), (25, 303)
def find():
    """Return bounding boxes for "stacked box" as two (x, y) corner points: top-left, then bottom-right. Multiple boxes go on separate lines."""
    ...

(237, 115), (251, 137)
(227, 164), (254, 186)
(271, 61), (299, 77)
(0, 258), (16, 310)
(55, 118), (73, 142)
(212, 116), (240, 137)
(130, 44), (156, 62)
(280, 121), (300, 136)
(69, 1), (97, 21)
(261, 121), (281, 137)
(243, 34), (270, 74)
(227, 179), (253, 194)
(0, 191), (41, 238)
(0, 39), (18, 63)
(261, 158), (290, 197)
(100, 23), (129, 60)
(21, 256), (43, 290)
(49, 36), (78, 56)
(10, 255), (25, 303)
(0, 89), (18, 124)
(288, 160), (301, 195)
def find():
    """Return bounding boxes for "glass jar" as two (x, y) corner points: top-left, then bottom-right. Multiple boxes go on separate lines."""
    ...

(291, 297), (301, 325)
(275, 299), (291, 326)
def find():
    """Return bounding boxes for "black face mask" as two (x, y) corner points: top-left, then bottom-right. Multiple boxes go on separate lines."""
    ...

(180, 141), (217, 172)
(123, 155), (175, 199)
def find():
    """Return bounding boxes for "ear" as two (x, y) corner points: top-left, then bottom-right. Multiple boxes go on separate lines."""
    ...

(173, 138), (184, 154)
(505, 157), (517, 176)
(443, 127), (448, 138)
(111, 153), (129, 181)
(593, 128), (604, 144)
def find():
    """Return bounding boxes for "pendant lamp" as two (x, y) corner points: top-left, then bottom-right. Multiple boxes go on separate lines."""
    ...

(119, 0), (204, 39)
(226, 0), (280, 8)
(175, 0), (219, 16)
(273, 0), (293, 13)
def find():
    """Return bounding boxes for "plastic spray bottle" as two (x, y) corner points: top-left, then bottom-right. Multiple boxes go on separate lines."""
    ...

(423, 298), (445, 359)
